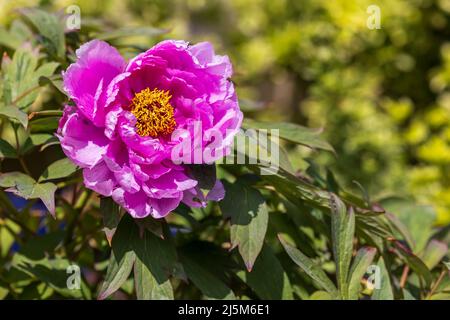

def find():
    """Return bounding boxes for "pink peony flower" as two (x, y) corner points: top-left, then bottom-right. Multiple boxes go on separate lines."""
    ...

(58, 40), (242, 218)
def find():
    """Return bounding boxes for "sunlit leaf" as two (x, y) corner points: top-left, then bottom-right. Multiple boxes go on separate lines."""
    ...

(220, 181), (268, 271)
(39, 158), (78, 182)
(279, 235), (338, 297)
(347, 246), (376, 300)
(330, 194), (355, 299)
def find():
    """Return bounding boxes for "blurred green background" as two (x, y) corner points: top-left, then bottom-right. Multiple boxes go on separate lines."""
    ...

(1, 0), (450, 224)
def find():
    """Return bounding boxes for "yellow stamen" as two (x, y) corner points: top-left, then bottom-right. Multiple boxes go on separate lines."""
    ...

(130, 88), (176, 138)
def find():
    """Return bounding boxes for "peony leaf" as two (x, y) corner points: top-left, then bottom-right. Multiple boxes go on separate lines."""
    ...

(19, 8), (65, 58)
(347, 246), (377, 300)
(39, 158), (78, 182)
(99, 215), (177, 300)
(29, 116), (60, 133)
(0, 173), (58, 216)
(180, 252), (235, 300)
(0, 138), (17, 159)
(0, 105), (28, 128)
(330, 194), (355, 299)
(98, 215), (137, 300)
(11, 253), (85, 299)
(381, 198), (436, 253)
(133, 230), (176, 300)
(237, 245), (293, 300)
(20, 133), (57, 155)
(100, 197), (122, 245)
(29, 182), (57, 216)
(372, 257), (394, 300)
(38, 75), (64, 94)
(309, 291), (334, 300)
(420, 240), (448, 270)
(1, 47), (58, 111)
(390, 238), (433, 287)
(279, 235), (338, 297)
(134, 256), (173, 300)
(220, 181), (268, 271)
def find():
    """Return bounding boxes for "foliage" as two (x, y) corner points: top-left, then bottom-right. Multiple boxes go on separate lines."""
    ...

(0, 2), (448, 300)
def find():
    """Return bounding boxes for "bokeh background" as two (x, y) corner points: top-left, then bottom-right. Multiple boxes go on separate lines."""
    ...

(2, 0), (450, 225)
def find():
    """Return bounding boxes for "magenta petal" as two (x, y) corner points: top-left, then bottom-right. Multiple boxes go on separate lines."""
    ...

(112, 188), (152, 218)
(63, 40), (125, 126)
(189, 42), (233, 78)
(206, 180), (225, 201)
(58, 106), (109, 168)
(148, 194), (183, 218)
(83, 162), (115, 196)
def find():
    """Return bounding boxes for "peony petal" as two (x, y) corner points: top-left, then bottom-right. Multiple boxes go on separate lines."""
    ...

(112, 188), (152, 218)
(83, 162), (115, 196)
(148, 193), (183, 218)
(206, 179), (225, 201)
(58, 106), (109, 168)
(63, 40), (126, 126)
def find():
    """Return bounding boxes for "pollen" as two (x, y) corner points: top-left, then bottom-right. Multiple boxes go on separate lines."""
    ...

(130, 88), (176, 138)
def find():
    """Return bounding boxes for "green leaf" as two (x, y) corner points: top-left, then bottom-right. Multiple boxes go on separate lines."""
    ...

(29, 182), (57, 216)
(238, 245), (293, 300)
(21, 133), (57, 154)
(19, 8), (65, 58)
(1, 47), (38, 107)
(29, 117), (60, 133)
(135, 216), (164, 239)
(0, 105), (28, 128)
(100, 197), (122, 245)
(19, 231), (64, 260)
(0, 173), (57, 215)
(0, 138), (17, 159)
(133, 230), (175, 300)
(12, 253), (84, 298)
(99, 215), (177, 300)
(0, 171), (36, 197)
(242, 118), (334, 152)
(0, 171), (33, 185)
(93, 26), (168, 41)
(38, 75), (64, 94)
(278, 235), (338, 296)
(444, 262), (450, 270)
(180, 253), (235, 300)
(134, 256), (173, 300)
(382, 198), (436, 253)
(372, 257), (394, 300)
(98, 215), (137, 300)
(330, 194), (355, 299)
(309, 291), (334, 300)
(1, 47), (58, 111)
(39, 158), (78, 182)
(0, 20), (33, 50)
(391, 239), (433, 287)
(347, 247), (377, 300)
(421, 240), (448, 270)
(0, 27), (24, 49)
(220, 181), (269, 271)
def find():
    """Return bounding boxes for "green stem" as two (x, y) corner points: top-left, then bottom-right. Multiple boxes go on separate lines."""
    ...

(28, 110), (63, 121)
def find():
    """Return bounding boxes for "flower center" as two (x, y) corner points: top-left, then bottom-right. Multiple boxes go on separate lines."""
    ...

(130, 88), (176, 138)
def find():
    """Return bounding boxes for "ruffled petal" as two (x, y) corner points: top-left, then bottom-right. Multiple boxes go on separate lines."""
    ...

(83, 162), (115, 196)
(57, 106), (109, 168)
(63, 40), (126, 126)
